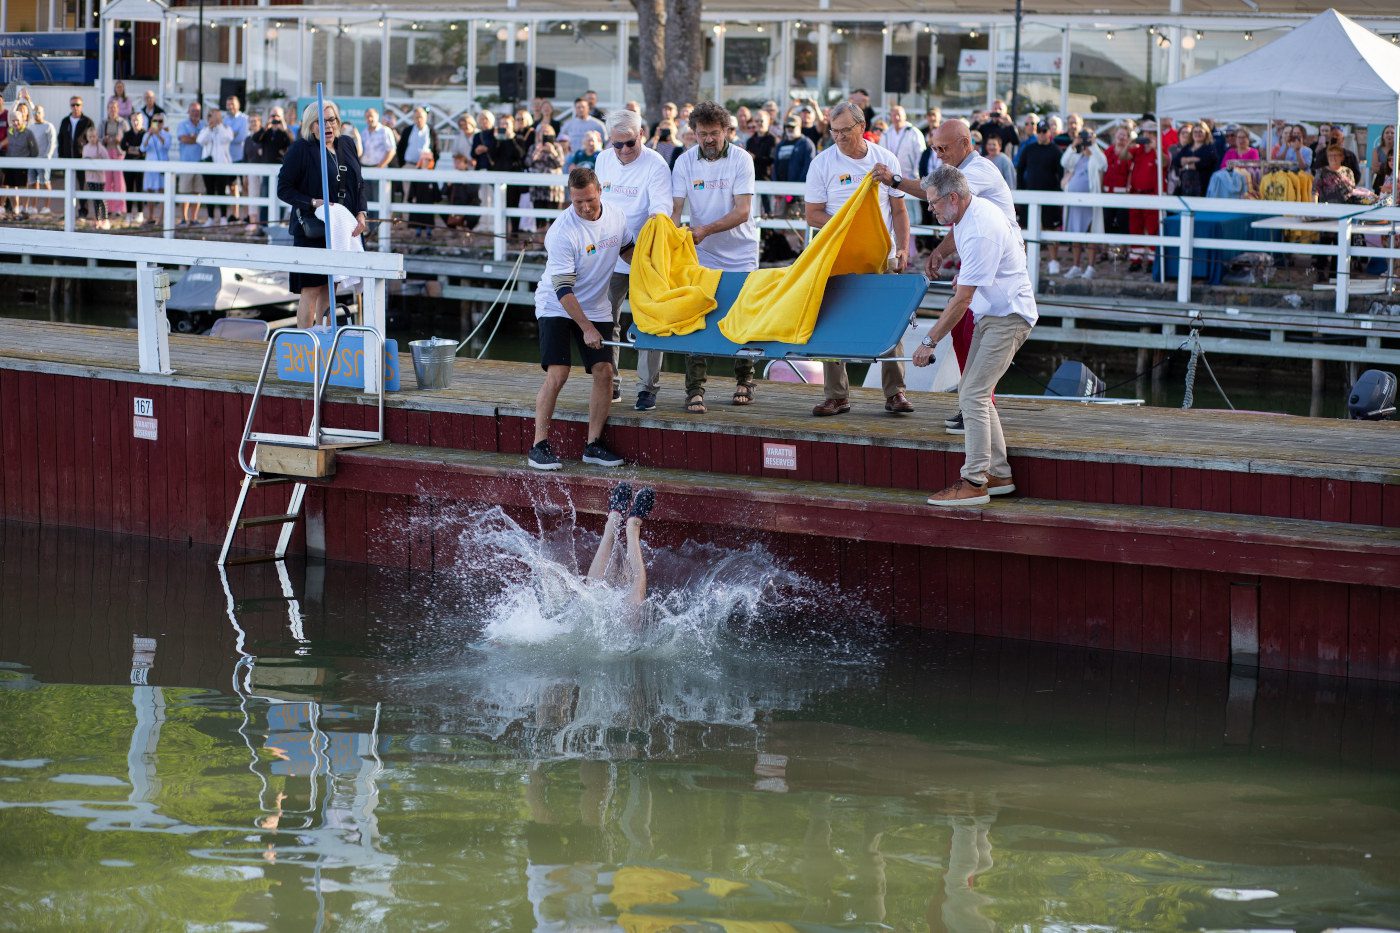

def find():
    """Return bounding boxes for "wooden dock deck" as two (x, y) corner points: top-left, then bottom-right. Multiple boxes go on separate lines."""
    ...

(0, 318), (1396, 680)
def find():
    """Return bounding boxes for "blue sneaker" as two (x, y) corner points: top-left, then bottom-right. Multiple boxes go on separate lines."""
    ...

(527, 440), (562, 471)
(629, 487), (655, 519)
(635, 390), (657, 412)
(608, 482), (634, 515)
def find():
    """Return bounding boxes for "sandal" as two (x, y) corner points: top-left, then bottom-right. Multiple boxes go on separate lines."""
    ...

(685, 393), (707, 414)
(732, 381), (756, 406)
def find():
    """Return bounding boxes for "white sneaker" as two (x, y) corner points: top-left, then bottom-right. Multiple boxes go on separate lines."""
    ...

(40, 206), (52, 214)
(1081, 265), (1096, 280)
(202, 218), (214, 227)
(218, 216), (228, 226)
(1047, 259), (1062, 275)
(1065, 266), (1082, 279)
(135, 211), (145, 225)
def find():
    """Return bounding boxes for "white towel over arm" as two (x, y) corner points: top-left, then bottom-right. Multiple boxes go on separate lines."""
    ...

(314, 202), (364, 291)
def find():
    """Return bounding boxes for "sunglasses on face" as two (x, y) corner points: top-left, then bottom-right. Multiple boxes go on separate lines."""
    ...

(611, 139), (637, 150)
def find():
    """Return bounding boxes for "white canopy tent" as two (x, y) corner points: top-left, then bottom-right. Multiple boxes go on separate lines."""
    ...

(1156, 8), (1400, 191)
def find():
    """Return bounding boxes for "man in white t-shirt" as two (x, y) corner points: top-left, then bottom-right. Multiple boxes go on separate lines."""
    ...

(528, 167), (635, 472)
(669, 100), (761, 414)
(594, 108), (672, 412)
(913, 165), (1037, 507)
(874, 117), (1020, 435)
(805, 100), (913, 418)
(559, 98), (607, 154)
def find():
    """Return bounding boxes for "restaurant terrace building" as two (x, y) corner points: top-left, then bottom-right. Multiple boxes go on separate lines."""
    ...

(3, 0), (1399, 126)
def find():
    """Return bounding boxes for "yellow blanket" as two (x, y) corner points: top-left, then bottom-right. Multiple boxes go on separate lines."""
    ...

(628, 172), (891, 345)
(719, 172), (891, 344)
(627, 214), (722, 337)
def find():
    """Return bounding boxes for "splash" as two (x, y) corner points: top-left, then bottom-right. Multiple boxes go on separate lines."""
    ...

(435, 501), (874, 660)
(390, 498), (885, 759)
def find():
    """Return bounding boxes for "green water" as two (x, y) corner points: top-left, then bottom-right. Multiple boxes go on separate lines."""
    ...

(0, 521), (1397, 931)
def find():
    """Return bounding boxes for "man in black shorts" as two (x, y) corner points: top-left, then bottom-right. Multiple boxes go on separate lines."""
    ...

(529, 167), (634, 470)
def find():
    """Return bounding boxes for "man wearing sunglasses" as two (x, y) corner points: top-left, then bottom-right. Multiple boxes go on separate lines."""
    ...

(596, 108), (673, 410)
(56, 96), (95, 215)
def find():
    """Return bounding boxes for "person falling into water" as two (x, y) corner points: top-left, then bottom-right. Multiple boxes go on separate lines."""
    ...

(584, 483), (655, 608)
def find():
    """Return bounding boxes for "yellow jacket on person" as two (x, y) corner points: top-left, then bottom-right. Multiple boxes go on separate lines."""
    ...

(627, 172), (891, 345)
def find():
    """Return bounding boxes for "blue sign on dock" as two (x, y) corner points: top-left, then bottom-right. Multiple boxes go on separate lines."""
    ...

(274, 332), (401, 391)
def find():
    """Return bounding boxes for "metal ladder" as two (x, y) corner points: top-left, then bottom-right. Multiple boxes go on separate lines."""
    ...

(218, 326), (385, 566)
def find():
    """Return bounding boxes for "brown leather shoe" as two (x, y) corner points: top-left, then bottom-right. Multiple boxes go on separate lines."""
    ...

(986, 474), (1016, 496)
(885, 391), (914, 414)
(812, 398), (851, 416)
(926, 478), (991, 507)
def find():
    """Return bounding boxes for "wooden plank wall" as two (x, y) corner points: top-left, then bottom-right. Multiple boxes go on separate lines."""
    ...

(0, 371), (1396, 681)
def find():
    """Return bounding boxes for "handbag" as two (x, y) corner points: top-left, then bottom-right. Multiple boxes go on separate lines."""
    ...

(296, 206), (326, 239)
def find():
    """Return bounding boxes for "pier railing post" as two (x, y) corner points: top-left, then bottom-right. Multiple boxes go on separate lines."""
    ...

(1026, 201), (1042, 294)
(1176, 211), (1194, 305)
(361, 278), (386, 395)
(62, 167), (75, 234)
(135, 261), (173, 376)
(493, 181), (508, 261)
(162, 167), (176, 240)
(1335, 218), (1352, 314)
(377, 179), (393, 254)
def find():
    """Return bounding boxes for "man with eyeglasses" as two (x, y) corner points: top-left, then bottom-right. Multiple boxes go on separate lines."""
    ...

(874, 118), (1018, 435)
(596, 109), (673, 411)
(806, 99), (913, 417)
(669, 100), (761, 414)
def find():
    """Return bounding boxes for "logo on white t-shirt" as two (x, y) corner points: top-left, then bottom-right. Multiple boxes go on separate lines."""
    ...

(838, 173), (853, 185)
(585, 244), (597, 255)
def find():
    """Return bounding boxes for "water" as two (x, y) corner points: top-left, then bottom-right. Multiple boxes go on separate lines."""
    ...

(1, 517), (1398, 931)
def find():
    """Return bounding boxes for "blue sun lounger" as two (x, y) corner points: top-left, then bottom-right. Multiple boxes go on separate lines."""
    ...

(615, 272), (929, 362)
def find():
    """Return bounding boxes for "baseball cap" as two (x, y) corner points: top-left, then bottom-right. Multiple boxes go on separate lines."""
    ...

(1036, 119), (1050, 132)
(784, 117), (800, 128)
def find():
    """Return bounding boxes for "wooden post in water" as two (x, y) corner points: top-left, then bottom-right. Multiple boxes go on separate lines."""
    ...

(1310, 356), (1325, 418)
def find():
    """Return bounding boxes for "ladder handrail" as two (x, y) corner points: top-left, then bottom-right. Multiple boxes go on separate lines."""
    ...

(239, 328), (325, 476)
(314, 324), (386, 444)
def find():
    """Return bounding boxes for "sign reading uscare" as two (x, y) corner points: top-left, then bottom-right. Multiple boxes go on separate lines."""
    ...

(275, 333), (402, 391)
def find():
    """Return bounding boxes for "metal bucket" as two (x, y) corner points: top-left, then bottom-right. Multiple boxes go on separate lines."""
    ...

(410, 337), (457, 390)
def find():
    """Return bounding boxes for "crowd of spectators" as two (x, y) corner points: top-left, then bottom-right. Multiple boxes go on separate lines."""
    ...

(0, 81), (1395, 265)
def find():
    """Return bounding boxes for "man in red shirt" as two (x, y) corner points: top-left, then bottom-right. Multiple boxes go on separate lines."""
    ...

(1127, 122), (1164, 273)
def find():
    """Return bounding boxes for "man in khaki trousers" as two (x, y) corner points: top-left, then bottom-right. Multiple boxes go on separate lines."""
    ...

(913, 165), (1038, 506)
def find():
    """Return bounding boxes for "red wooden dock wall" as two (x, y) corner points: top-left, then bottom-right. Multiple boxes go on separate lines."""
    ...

(1, 369), (1397, 682)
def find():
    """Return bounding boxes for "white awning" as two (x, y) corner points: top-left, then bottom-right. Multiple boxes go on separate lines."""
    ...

(1156, 8), (1400, 125)
(100, 0), (169, 24)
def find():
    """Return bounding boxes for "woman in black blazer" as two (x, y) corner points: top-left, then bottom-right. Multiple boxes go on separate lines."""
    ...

(277, 100), (368, 328)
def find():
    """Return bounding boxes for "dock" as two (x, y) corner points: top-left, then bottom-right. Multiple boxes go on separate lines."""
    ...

(0, 318), (1396, 680)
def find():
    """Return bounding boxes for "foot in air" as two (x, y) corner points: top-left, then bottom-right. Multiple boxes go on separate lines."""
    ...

(608, 482), (634, 515)
(629, 487), (655, 520)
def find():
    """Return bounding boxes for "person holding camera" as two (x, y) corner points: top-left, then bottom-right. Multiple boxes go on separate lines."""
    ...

(1060, 128), (1107, 280)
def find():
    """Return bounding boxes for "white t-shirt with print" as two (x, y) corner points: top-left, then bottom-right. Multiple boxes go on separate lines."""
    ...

(670, 143), (759, 272)
(804, 141), (904, 244)
(953, 196), (1038, 327)
(597, 145), (674, 274)
(534, 203), (632, 324)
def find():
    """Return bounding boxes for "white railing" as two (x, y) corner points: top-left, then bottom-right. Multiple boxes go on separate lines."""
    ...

(2, 157), (1399, 313)
(0, 225), (406, 392)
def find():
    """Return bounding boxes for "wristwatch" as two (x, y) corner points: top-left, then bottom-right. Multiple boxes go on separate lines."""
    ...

(921, 335), (936, 349)
(890, 173), (903, 187)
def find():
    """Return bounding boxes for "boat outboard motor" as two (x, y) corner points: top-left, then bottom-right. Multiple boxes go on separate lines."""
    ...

(1347, 370), (1396, 420)
(1045, 361), (1105, 398)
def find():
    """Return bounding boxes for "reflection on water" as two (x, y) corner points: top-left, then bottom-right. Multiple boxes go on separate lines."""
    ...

(0, 519), (1398, 931)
